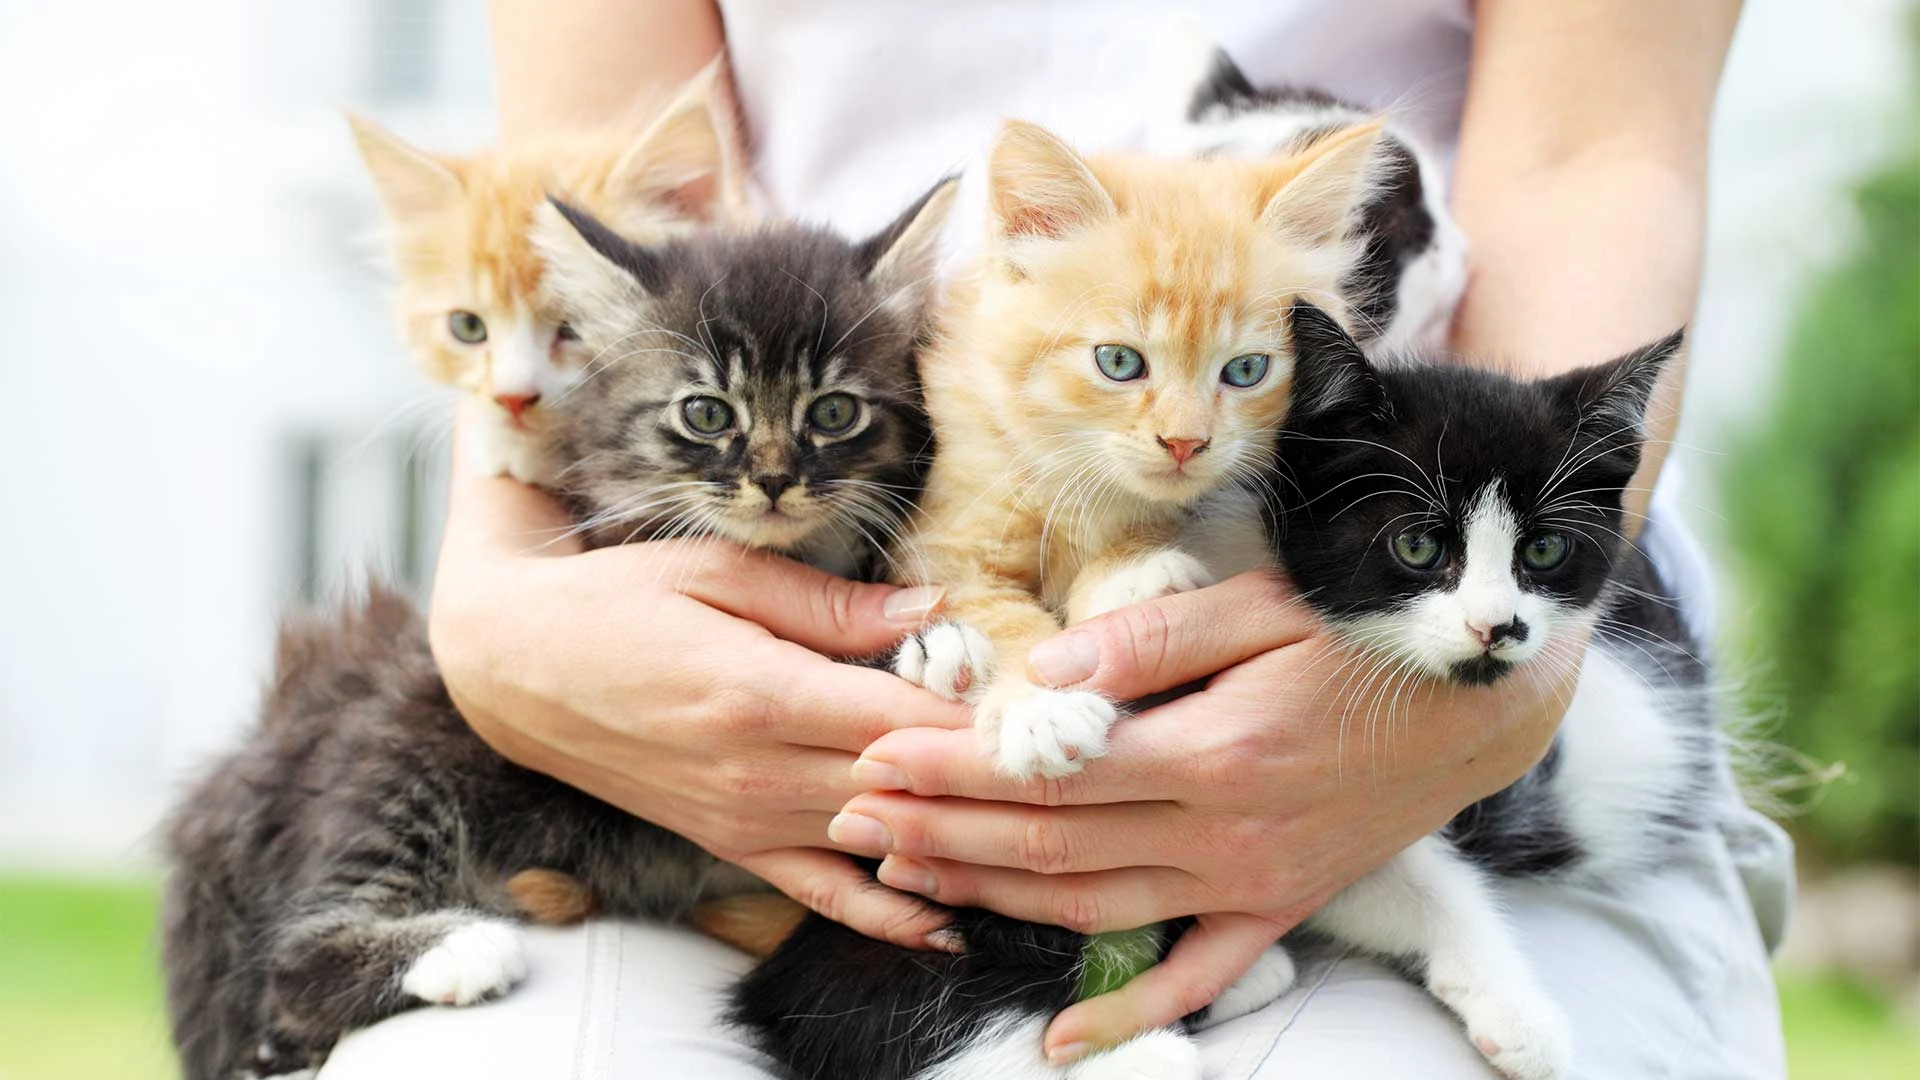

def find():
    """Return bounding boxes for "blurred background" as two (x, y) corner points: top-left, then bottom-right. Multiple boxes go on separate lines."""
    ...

(0, 1), (1914, 1077)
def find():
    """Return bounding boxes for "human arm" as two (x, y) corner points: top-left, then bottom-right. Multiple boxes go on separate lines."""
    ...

(835, 0), (1741, 1054)
(490, 0), (724, 142)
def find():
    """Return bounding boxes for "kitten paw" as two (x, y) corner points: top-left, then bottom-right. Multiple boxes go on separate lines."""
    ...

(984, 686), (1118, 778)
(401, 920), (528, 1007)
(1428, 969), (1571, 1080)
(1080, 550), (1215, 621)
(1191, 945), (1297, 1030)
(893, 621), (995, 700)
(1067, 1028), (1201, 1080)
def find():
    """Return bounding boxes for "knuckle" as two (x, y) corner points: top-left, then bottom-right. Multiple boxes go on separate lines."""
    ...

(1035, 772), (1085, 808)
(713, 686), (778, 738)
(1054, 889), (1107, 934)
(1191, 730), (1265, 790)
(792, 874), (847, 923)
(1112, 603), (1177, 682)
(1018, 816), (1077, 874)
(821, 578), (865, 638)
(1179, 972), (1233, 1014)
(1215, 817), (1272, 861)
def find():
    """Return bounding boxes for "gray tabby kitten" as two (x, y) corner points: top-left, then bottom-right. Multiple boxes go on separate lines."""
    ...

(160, 181), (955, 1080)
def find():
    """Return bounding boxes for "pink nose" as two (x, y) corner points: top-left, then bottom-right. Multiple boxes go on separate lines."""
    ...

(1156, 435), (1211, 467)
(495, 392), (540, 423)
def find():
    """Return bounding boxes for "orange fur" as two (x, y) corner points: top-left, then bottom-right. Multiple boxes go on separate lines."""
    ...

(349, 58), (751, 479)
(504, 868), (599, 925)
(687, 894), (811, 958)
(899, 120), (1383, 764)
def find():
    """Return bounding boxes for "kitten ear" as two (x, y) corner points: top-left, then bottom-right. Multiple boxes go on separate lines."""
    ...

(346, 113), (462, 224)
(532, 197), (666, 338)
(858, 176), (960, 315)
(1552, 329), (1686, 436)
(1258, 121), (1384, 247)
(607, 54), (746, 221)
(987, 121), (1117, 250)
(1288, 301), (1388, 424)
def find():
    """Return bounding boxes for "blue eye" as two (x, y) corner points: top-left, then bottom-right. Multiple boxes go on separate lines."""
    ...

(1522, 532), (1571, 571)
(1222, 353), (1271, 388)
(1093, 344), (1146, 382)
(1392, 530), (1445, 571)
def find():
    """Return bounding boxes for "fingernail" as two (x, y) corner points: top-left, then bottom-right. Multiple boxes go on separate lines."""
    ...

(926, 927), (966, 953)
(883, 586), (946, 624)
(826, 812), (892, 853)
(1046, 1043), (1091, 1066)
(877, 855), (937, 895)
(850, 759), (908, 791)
(1028, 631), (1099, 687)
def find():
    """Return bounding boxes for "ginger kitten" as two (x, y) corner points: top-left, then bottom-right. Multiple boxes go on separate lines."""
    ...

(892, 118), (1383, 779)
(349, 58), (748, 482)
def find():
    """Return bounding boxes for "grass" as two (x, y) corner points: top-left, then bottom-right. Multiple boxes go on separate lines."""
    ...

(1, 875), (1914, 1080)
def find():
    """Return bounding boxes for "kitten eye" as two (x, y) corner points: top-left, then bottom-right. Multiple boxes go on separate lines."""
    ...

(1392, 530), (1445, 571)
(682, 396), (735, 436)
(1522, 532), (1572, 571)
(1221, 353), (1271, 388)
(555, 322), (580, 342)
(448, 311), (488, 344)
(1093, 344), (1147, 382)
(807, 393), (861, 435)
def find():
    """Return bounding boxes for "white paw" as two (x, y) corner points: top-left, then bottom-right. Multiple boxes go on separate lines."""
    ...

(1080, 550), (1214, 621)
(400, 920), (528, 1007)
(1068, 1028), (1201, 1080)
(983, 686), (1118, 779)
(893, 621), (995, 700)
(1192, 945), (1297, 1029)
(1428, 967), (1571, 1080)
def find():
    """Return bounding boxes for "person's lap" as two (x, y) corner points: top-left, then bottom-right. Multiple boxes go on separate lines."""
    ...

(318, 797), (1790, 1080)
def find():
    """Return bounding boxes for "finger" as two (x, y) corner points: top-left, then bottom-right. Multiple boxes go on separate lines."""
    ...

(1043, 912), (1290, 1062)
(440, 443), (582, 560)
(832, 793), (1187, 875)
(675, 546), (947, 656)
(1024, 571), (1320, 701)
(874, 856), (1195, 934)
(738, 848), (962, 953)
(772, 653), (973, 750)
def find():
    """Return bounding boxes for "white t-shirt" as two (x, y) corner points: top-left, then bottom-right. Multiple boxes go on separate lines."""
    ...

(716, 0), (1715, 637)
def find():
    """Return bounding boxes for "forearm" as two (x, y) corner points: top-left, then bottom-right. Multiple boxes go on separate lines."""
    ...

(490, 0), (723, 142)
(1449, 0), (1740, 524)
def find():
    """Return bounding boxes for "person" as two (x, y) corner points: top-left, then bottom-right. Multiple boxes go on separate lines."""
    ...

(321, 1), (1792, 1076)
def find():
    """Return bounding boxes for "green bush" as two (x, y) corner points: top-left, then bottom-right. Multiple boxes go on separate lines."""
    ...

(1720, 131), (1920, 865)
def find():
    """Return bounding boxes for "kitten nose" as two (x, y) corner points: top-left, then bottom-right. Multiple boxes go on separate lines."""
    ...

(494, 392), (540, 422)
(1155, 435), (1211, 467)
(1468, 618), (1528, 649)
(754, 474), (796, 503)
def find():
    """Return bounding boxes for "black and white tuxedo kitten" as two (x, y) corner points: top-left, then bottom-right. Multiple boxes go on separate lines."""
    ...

(1241, 302), (1714, 1079)
(1144, 27), (1467, 355)
(159, 183), (954, 1080)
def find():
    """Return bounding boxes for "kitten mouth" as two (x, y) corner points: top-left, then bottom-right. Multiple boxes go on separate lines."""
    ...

(1449, 654), (1512, 686)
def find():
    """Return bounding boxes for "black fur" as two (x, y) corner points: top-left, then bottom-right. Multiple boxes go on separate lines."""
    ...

(1186, 49), (1436, 341)
(160, 189), (951, 1080)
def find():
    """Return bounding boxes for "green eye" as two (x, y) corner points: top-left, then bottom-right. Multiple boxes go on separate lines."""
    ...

(807, 393), (861, 435)
(1522, 532), (1571, 571)
(1093, 344), (1147, 382)
(682, 396), (734, 435)
(1222, 353), (1271, 388)
(449, 310), (488, 344)
(1392, 530), (1445, 571)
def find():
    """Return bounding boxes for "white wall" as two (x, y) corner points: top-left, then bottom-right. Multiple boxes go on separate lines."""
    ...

(0, 0), (1909, 868)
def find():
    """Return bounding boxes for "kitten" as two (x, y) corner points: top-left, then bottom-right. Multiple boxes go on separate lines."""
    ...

(349, 57), (749, 484)
(158, 183), (954, 1080)
(1143, 24), (1468, 355)
(1238, 302), (1710, 1080)
(729, 119), (1386, 1080)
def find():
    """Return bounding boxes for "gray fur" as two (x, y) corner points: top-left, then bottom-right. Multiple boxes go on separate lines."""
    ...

(160, 183), (955, 1080)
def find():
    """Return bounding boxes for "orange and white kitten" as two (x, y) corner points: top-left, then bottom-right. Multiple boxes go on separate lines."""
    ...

(894, 119), (1382, 779)
(349, 60), (749, 483)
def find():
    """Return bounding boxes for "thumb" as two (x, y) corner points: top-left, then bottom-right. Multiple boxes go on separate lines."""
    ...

(675, 548), (946, 656)
(1023, 571), (1318, 702)
(1043, 912), (1289, 1062)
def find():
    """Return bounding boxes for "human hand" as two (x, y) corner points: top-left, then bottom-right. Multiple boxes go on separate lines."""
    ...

(829, 570), (1578, 1056)
(428, 441), (971, 950)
